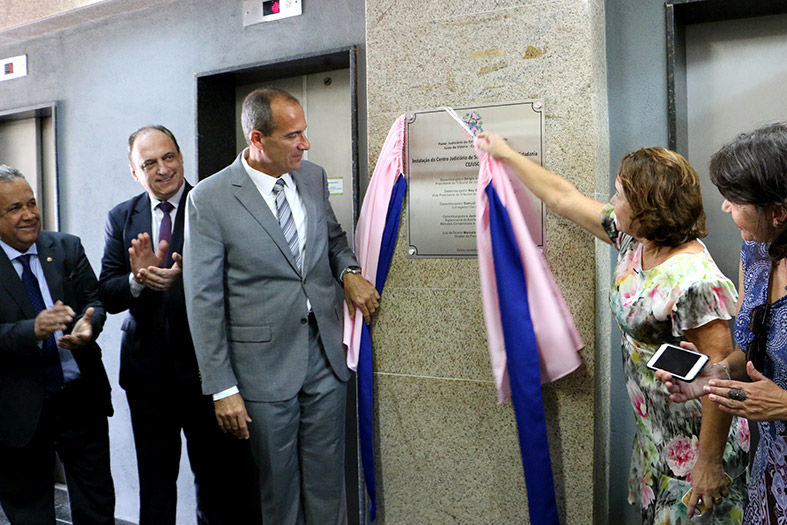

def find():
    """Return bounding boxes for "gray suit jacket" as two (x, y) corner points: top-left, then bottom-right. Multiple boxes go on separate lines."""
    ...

(184, 154), (356, 402)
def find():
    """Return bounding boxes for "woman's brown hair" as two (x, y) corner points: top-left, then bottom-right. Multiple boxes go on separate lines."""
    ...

(618, 147), (707, 247)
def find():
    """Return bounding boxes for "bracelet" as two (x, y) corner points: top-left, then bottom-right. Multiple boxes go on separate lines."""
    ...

(712, 362), (731, 380)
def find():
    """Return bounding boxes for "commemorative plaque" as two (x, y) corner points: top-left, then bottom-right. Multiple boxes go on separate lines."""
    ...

(405, 101), (545, 258)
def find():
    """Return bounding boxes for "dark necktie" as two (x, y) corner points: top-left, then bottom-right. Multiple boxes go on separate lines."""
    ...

(272, 179), (302, 269)
(158, 201), (174, 245)
(18, 254), (64, 392)
(158, 201), (174, 264)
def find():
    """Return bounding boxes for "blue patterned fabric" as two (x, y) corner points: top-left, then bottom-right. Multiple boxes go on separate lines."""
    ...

(736, 241), (787, 524)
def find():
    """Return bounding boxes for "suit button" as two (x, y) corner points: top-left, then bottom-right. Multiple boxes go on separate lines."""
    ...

(301, 317), (308, 325)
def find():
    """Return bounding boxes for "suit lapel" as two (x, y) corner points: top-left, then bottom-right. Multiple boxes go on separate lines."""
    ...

(128, 193), (152, 246)
(230, 156), (302, 275)
(292, 166), (320, 276)
(0, 247), (36, 317)
(37, 232), (63, 303)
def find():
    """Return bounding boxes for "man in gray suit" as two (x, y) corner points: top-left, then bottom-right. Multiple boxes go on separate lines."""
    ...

(184, 87), (378, 524)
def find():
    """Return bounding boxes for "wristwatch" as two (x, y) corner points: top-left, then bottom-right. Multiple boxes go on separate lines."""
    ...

(340, 265), (362, 280)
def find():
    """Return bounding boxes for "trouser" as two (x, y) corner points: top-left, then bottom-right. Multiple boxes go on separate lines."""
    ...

(245, 315), (348, 525)
(127, 385), (261, 524)
(0, 379), (115, 525)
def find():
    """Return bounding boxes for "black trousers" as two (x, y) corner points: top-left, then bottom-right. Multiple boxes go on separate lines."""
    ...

(126, 386), (260, 525)
(0, 379), (115, 525)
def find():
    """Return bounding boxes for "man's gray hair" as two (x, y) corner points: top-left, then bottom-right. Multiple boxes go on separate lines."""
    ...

(241, 87), (301, 144)
(0, 165), (25, 183)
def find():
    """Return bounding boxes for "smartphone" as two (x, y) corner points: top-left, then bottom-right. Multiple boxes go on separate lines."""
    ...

(681, 473), (733, 513)
(646, 343), (709, 382)
(681, 486), (708, 514)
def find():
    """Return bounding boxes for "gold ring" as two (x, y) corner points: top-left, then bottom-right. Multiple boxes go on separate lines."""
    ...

(713, 496), (723, 505)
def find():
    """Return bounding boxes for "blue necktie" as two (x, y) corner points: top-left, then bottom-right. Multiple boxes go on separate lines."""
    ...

(18, 254), (64, 392)
(272, 178), (302, 270)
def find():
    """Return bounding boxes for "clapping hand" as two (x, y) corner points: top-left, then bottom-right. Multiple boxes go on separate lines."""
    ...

(57, 306), (94, 350)
(129, 232), (182, 291)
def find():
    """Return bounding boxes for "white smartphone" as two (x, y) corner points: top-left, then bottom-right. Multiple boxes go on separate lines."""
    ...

(646, 343), (709, 382)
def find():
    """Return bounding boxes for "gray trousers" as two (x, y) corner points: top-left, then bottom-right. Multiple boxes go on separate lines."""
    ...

(245, 317), (347, 525)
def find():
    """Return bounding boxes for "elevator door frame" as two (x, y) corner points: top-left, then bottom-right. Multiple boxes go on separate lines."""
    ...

(666, 0), (787, 152)
(0, 102), (59, 231)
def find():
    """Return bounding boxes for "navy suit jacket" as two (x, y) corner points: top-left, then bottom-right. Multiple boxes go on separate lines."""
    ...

(99, 183), (200, 394)
(0, 231), (111, 448)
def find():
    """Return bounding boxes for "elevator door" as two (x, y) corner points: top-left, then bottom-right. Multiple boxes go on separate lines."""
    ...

(686, 13), (787, 282)
(0, 109), (58, 230)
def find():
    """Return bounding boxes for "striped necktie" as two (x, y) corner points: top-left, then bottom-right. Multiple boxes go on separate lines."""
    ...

(272, 178), (301, 269)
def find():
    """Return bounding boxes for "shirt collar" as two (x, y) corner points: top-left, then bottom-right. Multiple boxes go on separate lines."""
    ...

(0, 238), (38, 261)
(146, 180), (186, 211)
(241, 148), (294, 194)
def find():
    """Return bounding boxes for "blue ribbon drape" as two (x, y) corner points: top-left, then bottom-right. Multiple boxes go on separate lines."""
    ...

(486, 182), (560, 525)
(358, 174), (407, 521)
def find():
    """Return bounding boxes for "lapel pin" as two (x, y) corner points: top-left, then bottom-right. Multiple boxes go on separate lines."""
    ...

(46, 257), (53, 262)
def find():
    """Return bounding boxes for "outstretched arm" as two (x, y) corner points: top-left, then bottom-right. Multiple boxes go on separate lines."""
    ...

(476, 132), (610, 243)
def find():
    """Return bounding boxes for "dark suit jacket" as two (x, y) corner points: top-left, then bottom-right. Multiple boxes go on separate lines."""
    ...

(0, 231), (112, 448)
(98, 183), (199, 394)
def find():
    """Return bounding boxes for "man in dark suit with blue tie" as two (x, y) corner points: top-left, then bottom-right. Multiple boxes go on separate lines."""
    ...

(0, 165), (115, 524)
(99, 126), (258, 524)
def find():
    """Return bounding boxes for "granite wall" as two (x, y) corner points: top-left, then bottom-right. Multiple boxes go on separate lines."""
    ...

(365, 0), (610, 523)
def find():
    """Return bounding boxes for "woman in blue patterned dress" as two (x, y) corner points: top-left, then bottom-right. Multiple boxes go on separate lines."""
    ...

(478, 132), (748, 523)
(661, 122), (787, 523)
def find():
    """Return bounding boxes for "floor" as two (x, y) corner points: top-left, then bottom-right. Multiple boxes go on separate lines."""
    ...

(0, 484), (134, 524)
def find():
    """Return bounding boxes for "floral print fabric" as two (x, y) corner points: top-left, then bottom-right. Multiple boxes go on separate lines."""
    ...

(602, 204), (748, 524)
(735, 241), (787, 524)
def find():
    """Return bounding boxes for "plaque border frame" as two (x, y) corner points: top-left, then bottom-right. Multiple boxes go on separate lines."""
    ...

(404, 100), (546, 258)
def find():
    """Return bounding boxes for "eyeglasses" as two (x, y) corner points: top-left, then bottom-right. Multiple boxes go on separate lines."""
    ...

(746, 302), (770, 371)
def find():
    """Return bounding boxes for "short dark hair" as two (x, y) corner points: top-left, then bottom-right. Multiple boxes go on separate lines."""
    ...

(241, 87), (301, 143)
(0, 164), (26, 183)
(710, 122), (787, 259)
(128, 125), (180, 160)
(618, 147), (707, 247)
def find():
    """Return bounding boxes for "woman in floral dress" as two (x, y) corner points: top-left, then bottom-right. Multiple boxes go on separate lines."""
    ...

(660, 123), (787, 523)
(477, 132), (748, 523)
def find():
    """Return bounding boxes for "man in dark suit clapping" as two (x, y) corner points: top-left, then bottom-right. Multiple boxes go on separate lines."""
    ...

(0, 165), (114, 524)
(99, 126), (258, 524)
